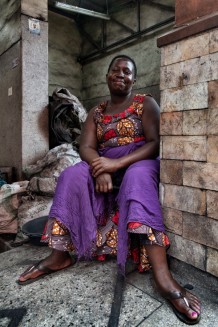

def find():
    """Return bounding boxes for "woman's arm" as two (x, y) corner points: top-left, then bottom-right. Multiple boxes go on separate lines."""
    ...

(79, 107), (100, 164)
(91, 96), (160, 177)
(79, 107), (113, 193)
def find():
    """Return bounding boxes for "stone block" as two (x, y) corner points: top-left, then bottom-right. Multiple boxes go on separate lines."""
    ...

(208, 81), (218, 109)
(182, 55), (211, 86)
(183, 161), (218, 191)
(159, 183), (164, 206)
(210, 52), (218, 80)
(207, 109), (218, 135)
(161, 33), (209, 66)
(167, 232), (206, 270)
(160, 112), (183, 135)
(21, 0), (47, 21)
(182, 83), (208, 110)
(207, 248), (218, 277)
(209, 28), (218, 54)
(160, 137), (163, 159)
(183, 212), (218, 249)
(160, 62), (183, 90)
(163, 184), (206, 215)
(207, 136), (218, 163)
(160, 88), (183, 112)
(207, 191), (218, 220)
(183, 110), (207, 135)
(160, 160), (183, 185)
(162, 207), (183, 235)
(162, 136), (207, 161)
(160, 83), (208, 112)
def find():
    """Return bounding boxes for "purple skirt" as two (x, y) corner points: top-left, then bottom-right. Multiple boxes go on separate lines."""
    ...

(49, 141), (164, 271)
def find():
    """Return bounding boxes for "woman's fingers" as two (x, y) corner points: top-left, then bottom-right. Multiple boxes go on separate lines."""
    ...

(93, 168), (104, 177)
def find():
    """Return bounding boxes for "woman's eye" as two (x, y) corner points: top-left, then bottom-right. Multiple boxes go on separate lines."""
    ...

(125, 71), (131, 75)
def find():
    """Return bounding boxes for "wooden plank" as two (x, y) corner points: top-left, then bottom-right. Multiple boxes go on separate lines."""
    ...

(175, 0), (218, 26)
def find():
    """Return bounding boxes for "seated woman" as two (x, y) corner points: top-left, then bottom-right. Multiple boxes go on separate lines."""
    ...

(18, 55), (201, 324)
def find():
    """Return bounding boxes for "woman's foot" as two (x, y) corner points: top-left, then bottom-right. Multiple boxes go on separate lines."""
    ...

(161, 282), (201, 323)
(145, 245), (201, 324)
(17, 249), (73, 285)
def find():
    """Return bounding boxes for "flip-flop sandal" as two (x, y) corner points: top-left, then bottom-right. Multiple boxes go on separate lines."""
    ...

(165, 290), (201, 325)
(16, 260), (72, 286)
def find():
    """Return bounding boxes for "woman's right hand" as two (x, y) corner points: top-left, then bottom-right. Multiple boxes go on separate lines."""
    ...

(95, 173), (113, 193)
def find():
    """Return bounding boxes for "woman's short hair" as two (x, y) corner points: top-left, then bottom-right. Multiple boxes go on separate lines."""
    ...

(107, 55), (137, 78)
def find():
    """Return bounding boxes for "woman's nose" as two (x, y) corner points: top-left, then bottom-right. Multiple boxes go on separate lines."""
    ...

(116, 70), (124, 78)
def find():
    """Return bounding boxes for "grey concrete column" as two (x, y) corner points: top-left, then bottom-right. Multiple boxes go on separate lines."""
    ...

(21, 0), (49, 169)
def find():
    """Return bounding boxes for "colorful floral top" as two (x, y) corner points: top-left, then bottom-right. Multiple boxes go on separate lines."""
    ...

(94, 94), (150, 148)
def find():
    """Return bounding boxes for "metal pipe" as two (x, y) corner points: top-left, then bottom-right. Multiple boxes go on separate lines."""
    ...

(54, 1), (111, 20)
(78, 16), (175, 63)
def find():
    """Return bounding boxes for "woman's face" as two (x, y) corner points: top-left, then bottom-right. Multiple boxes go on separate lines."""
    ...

(106, 58), (136, 96)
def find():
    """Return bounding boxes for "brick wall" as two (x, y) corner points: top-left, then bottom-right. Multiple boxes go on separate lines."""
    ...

(159, 28), (218, 277)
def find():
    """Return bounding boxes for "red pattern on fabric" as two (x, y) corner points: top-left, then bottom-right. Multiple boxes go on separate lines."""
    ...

(96, 254), (107, 261)
(111, 210), (119, 225)
(128, 222), (142, 229)
(104, 129), (117, 141)
(131, 247), (140, 263)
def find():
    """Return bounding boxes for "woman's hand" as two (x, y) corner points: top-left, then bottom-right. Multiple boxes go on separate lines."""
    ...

(91, 157), (121, 177)
(95, 173), (113, 193)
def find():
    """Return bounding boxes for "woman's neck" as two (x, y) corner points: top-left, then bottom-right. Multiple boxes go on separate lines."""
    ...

(106, 92), (134, 114)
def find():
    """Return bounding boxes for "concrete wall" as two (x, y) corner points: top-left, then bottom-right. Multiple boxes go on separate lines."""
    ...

(159, 28), (218, 277)
(81, 1), (175, 110)
(0, 0), (22, 178)
(0, 0), (21, 56)
(0, 42), (22, 176)
(48, 12), (82, 98)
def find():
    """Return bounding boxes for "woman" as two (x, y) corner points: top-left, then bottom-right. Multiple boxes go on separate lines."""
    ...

(18, 55), (201, 324)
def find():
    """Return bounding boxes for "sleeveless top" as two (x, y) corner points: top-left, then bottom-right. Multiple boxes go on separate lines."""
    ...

(93, 94), (150, 149)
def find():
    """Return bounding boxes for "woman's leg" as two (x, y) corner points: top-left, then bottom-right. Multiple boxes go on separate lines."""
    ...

(18, 249), (73, 283)
(145, 244), (201, 320)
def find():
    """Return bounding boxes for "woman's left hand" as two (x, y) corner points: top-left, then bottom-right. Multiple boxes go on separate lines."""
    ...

(91, 157), (121, 177)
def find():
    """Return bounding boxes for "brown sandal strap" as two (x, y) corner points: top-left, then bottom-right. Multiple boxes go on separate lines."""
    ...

(164, 290), (190, 308)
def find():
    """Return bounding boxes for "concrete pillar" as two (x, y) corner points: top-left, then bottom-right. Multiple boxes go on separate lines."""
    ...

(0, 0), (49, 180)
(21, 0), (49, 170)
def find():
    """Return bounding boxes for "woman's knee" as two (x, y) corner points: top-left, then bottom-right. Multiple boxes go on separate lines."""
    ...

(58, 162), (89, 184)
